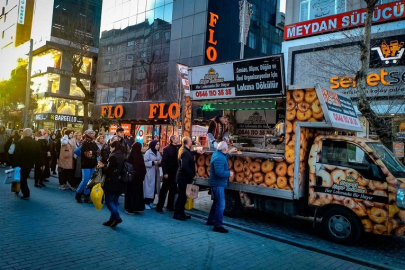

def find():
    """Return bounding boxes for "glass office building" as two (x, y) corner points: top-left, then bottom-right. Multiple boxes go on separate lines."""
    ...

(95, 0), (284, 147)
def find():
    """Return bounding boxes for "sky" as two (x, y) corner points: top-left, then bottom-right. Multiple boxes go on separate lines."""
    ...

(280, 0), (286, 13)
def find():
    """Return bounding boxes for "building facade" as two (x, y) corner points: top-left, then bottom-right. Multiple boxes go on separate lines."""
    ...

(30, 0), (102, 131)
(95, 0), (284, 147)
(283, 0), (405, 138)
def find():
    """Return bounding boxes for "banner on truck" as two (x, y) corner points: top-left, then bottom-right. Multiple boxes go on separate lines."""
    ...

(189, 55), (285, 100)
(315, 85), (363, 132)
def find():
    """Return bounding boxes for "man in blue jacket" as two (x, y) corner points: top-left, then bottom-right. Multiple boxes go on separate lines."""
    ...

(207, 142), (236, 233)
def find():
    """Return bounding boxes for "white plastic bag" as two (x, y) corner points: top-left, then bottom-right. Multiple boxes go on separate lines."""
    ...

(8, 143), (15, 154)
(4, 169), (14, 184)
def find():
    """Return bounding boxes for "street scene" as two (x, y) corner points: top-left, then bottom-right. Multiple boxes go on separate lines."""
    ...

(1, 0), (405, 269)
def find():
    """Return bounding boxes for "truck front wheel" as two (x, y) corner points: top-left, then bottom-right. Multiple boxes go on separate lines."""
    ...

(322, 207), (362, 244)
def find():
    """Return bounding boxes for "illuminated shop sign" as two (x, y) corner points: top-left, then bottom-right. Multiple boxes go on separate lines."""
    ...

(206, 12), (219, 62)
(284, 1), (405, 40)
(35, 113), (83, 123)
(100, 105), (124, 119)
(148, 103), (180, 120)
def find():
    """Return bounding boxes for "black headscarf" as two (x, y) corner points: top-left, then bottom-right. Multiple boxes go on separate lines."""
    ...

(149, 140), (158, 155)
(128, 142), (146, 181)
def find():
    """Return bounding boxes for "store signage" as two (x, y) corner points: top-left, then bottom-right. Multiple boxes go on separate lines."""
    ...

(190, 55), (285, 100)
(206, 12), (219, 62)
(100, 105), (124, 119)
(47, 67), (92, 79)
(393, 142), (404, 158)
(284, 1), (405, 40)
(329, 68), (405, 96)
(35, 113), (83, 123)
(370, 36), (405, 67)
(177, 64), (190, 94)
(18, 0), (26, 24)
(109, 124), (131, 135)
(148, 103), (180, 119)
(135, 126), (145, 146)
(315, 85), (362, 132)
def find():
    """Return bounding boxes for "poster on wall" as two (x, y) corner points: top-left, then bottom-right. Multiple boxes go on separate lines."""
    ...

(190, 55), (285, 100)
(316, 85), (363, 132)
(135, 126), (145, 146)
(109, 124), (131, 135)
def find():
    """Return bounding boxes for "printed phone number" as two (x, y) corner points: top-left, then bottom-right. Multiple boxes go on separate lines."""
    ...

(194, 89), (233, 98)
(237, 129), (272, 136)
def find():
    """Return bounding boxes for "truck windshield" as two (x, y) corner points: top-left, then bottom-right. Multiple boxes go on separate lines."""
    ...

(367, 142), (405, 177)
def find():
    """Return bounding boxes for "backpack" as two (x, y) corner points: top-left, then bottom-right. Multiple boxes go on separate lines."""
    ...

(119, 162), (134, 183)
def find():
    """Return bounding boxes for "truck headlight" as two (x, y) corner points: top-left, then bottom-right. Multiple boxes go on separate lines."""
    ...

(397, 188), (405, 210)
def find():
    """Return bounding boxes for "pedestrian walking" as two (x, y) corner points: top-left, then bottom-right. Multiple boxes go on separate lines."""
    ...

(156, 135), (180, 213)
(50, 133), (58, 175)
(12, 128), (40, 200)
(73, 131), (83, 148)
(75, 130), (98, 203)
(125, 142), (147, 214)
(95, 135), (106, 153)
(116, 127), (131, 156)
(99, 140), (126, 227)
(34, 131), (48, 188)
(5, 131), (21, 167)
(42, 130), (51, 181)
(207, 142), (236, 233)
(143, 140), (162, 209)
(0, 126), (8, 167)
(173, 137), (195, 221)
(58, 130), (76, 190)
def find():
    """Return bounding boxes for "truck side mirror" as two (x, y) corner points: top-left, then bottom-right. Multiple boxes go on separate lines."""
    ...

(368, 164), (383, 181)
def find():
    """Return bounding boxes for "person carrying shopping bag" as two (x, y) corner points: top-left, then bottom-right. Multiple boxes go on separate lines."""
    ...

(98, 140), (126, 227)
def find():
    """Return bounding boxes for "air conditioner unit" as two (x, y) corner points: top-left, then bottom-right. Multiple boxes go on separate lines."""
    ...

(276, 12), (285, 30)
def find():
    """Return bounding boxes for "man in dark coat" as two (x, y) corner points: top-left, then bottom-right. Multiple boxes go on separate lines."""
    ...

(173, 137), (196, 221)
(13, 128), (41, 200)
(116, 127), (131, 157)
(156, 135), (180, 213)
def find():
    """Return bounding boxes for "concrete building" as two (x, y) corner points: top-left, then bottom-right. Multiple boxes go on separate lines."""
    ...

(282, 0), (405, 138)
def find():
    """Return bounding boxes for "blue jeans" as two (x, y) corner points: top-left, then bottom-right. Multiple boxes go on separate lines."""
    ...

(76, 168), (95, 195)
(207, 187), (225, 227)
(105, 194), (121, 220)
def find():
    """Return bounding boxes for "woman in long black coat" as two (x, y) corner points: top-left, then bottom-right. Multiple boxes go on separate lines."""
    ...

(101, 140), (127, 227)
(125, 142), (147, 214)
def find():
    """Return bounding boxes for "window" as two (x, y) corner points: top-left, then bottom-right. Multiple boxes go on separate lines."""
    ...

(261, 37), (268, 54)
(140, 51), (146, 58)
(155, 32), (160, 40)
(164, 31), (170, 42)
(127, 40), (134, 46)
(248, 32), (255, 49)
(251, 3), (257, 21)
(300, 0), (346, 22)
(263, 11), (269, 28)
(107, 46), (113, 51)
(126, 54), (134, 60)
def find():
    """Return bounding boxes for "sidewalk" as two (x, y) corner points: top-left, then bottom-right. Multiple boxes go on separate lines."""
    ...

(0, 169), (373, 270)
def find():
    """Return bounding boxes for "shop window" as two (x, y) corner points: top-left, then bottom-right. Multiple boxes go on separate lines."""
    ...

(248, 32), (255, 49)
(300, 0), (346, 22)
(261, 37), (268, 54)
(127, 40), (134, 46)
(31, 49), (62, 75)
(74, 56), (93, 75)
(35, 97), (84, 116)
(70, 78), (90, 97)
(31, 74), (60, 94)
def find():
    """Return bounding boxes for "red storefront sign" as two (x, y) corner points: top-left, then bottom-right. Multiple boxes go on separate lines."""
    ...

(109, 124), (131, 135)
(285, 1), (405, 40)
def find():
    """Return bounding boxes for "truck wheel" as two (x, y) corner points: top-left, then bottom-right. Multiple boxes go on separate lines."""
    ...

(224, 191), (243, 217)
(322, 207), (362, 244)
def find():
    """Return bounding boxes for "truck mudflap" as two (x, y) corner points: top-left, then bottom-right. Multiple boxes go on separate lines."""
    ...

(308, 135), (405, 236)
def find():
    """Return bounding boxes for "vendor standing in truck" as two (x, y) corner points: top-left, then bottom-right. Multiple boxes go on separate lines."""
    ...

(207, 115), (229, 150)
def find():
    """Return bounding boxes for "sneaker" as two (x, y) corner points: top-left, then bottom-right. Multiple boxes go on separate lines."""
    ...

(213, 226), (229, 233)
(103, 219), (114, 226)
(149, 203), (156, 209)
(125, 210), (136, 215)
(145, 204), (151, 210)
(58, 185), (66, 190)
(66, 183), (76, 192)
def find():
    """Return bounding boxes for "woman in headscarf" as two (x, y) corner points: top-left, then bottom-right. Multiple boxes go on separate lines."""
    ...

(58, 130), (76, 190)
(143, 140), (162, 209)
(125, 142), (147, 214)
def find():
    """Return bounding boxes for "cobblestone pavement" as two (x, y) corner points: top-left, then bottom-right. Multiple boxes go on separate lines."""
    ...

(0, 168), (376, 270)
(190, 191), (405, 270)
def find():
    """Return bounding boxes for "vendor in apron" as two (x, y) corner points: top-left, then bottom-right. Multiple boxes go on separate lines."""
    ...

(207, 115), (229, 150)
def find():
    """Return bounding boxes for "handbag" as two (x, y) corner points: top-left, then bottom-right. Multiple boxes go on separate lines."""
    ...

(8, 142), (15, 154)
(186, 182), (199, 199)
(4, 169), (14, 184)
(86, 168), (105, 190)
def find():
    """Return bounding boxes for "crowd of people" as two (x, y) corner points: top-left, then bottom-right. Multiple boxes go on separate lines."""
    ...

(2, 125), (234, 234)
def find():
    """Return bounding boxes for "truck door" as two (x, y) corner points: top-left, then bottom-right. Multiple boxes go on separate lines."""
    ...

(312, 139), (389, 235)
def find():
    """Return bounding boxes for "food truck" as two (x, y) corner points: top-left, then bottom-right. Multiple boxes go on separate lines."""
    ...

(187, 55), (405, 243)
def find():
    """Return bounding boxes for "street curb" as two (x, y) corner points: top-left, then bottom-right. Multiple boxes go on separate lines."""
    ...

(186, 211), (399, 270)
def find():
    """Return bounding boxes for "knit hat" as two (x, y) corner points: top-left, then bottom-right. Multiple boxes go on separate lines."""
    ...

(22, 128), (33, 137)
